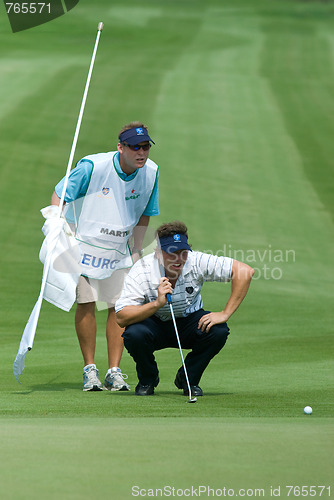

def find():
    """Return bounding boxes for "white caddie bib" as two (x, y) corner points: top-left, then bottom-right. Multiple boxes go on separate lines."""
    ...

(70, 151), (158, 279)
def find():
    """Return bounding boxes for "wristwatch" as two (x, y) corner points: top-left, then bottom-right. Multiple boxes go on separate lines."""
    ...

(132, 247), (144, 257)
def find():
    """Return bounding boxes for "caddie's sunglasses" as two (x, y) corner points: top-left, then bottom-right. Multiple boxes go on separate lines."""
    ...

(122, 143), (151, 151)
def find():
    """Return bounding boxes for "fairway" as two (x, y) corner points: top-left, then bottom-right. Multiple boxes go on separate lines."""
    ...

(0, 0), (333, 498)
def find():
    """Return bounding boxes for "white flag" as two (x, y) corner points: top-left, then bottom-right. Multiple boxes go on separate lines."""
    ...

(13, 207), (81, 382)
(13, 295), (43, 382)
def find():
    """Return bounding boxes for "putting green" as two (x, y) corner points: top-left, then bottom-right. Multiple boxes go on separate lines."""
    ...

(0, 0), (333, 498)
(0, 418), (332, 499)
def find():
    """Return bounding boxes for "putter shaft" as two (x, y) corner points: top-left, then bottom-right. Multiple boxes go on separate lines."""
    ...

(168, 298), (197, 403)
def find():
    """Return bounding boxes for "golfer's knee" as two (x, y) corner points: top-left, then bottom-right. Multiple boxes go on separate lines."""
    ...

(122, 323), (149, 349)
(210, 323), (230, 347)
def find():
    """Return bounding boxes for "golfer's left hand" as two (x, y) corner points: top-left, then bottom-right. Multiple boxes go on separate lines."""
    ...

(198, 312), (229, 333)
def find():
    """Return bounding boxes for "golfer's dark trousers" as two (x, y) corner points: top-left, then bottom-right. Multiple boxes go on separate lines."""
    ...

(122, 309), (229, 386)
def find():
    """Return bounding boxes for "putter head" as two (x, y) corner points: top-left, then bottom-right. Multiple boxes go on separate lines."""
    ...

(187, 397), (197, 403)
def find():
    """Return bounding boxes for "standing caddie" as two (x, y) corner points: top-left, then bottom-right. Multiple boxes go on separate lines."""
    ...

(51, 121), (159, 391)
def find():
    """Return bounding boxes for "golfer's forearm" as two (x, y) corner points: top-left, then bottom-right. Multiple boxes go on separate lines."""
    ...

(223, 261), (254, 319)
(223, 289), (250, 319)
(116, 301), (161, 328)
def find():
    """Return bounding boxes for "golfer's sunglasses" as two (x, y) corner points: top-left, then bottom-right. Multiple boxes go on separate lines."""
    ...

(121, 143), (151, 151)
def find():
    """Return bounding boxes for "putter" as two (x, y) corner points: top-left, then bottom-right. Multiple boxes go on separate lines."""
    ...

(166, 293), (197, 403)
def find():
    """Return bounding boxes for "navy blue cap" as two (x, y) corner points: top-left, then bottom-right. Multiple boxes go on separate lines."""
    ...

(159, 234), (191, 254)
(119, 126), (155, 146)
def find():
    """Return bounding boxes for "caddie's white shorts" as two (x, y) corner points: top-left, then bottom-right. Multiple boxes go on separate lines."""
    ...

(76, 268), (128, 308)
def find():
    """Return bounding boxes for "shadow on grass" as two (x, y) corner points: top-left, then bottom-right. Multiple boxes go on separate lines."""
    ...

(129, 390), (235, 398)
(12, 383), (235, 398)
(13, 381), (79, 394)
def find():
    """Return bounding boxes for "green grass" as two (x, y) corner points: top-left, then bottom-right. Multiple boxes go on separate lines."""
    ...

(0, 418), (332, 499)
(0, 0), (333, 498)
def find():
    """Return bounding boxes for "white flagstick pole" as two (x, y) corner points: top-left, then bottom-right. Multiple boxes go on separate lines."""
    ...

(57, 21), (104, 214)
(13, 22), (104, 382)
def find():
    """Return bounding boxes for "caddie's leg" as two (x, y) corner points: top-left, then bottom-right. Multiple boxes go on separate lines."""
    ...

(106, 307), (125, 368)
(176, 309), (230, 386)
(103, 308), (130, 391)
(76, 302), (104, 391)
(75, 302), (97, 365)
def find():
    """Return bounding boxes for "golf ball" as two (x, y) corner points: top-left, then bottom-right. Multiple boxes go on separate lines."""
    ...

(304, 406), (312, 415)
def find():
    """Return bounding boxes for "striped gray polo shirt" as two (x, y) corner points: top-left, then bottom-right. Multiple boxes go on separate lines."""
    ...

(115, 251), (233, 321)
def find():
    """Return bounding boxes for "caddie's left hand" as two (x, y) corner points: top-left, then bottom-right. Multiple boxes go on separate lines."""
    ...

(198, 311), (229, 333)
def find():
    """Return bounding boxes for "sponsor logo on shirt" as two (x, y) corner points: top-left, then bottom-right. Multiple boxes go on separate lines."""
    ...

(81, 253), (120, 270)
(126, 189), (140, 201)
(100, 228), (130, 237)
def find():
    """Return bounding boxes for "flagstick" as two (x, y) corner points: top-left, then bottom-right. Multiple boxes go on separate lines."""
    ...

(13, 22), (104, 382)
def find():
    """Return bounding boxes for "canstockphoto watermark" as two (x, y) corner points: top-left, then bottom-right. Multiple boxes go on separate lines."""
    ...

(132, 485), (266, 497)
(131, 485), (332, 497)
(203, 245), (296, 281)
(3, 0), (80, 33)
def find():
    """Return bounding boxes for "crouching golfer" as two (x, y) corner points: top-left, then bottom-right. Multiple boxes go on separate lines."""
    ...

(115, 221), (254, 396)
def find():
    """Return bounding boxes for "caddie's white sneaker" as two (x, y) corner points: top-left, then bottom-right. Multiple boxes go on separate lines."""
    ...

(83, 364), (103, 391)
(104, 367), (130, 391)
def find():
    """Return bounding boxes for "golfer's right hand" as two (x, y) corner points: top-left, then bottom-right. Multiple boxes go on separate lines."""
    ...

(157, 277), (173, 307)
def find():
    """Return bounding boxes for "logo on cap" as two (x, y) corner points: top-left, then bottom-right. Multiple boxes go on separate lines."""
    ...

(136, 127), (144, 135)
(173, 234), (181, 242)
(102, 187), (110, 195)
